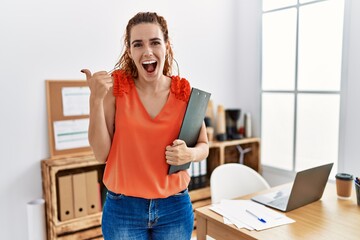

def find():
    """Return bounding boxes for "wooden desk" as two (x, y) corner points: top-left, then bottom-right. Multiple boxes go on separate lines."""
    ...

(195, 183), (360, 240)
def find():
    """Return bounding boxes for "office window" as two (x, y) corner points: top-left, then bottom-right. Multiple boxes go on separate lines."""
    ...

(263, 0), (297, 11)
(262, 8), (297, 91)
(261, 0), (344, 173)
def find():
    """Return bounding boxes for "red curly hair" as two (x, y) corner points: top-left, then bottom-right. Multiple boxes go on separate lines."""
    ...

(114, 12), (174, 79)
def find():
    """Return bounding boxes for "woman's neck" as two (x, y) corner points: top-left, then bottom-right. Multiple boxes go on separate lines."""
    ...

(135, 75), (171, 94)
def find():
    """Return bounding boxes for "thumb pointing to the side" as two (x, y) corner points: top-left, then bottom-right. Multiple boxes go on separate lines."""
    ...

(81, 69), (92, 82)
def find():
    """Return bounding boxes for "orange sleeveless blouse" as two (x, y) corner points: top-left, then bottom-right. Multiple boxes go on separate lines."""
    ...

(103, 70), (191, 199)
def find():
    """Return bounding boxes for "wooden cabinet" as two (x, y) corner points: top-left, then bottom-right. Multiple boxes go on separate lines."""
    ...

(41, 155), (104, 240)
(41, 138), (260, 239)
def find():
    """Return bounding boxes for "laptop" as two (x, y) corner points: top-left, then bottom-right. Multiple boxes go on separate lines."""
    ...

(251, 163), (333, 212)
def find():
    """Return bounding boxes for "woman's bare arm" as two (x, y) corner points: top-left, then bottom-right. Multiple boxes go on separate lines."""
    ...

(82, 69), (115, 163)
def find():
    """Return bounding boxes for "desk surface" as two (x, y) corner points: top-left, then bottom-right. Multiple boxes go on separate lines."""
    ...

(195, 183), (360, 240)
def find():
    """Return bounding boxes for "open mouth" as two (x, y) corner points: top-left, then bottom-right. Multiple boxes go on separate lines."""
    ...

(142, 60), (157, 73)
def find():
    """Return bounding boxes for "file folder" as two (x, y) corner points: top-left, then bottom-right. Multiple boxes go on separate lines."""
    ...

(187, 163), (194, 190)
(85, 170), (100, 214)
(58, 175), (74, 221)
(192, 162), (201, 189)
(200, 158), (208, 188)
(168, 88), (211, 174)
(72, 173), (88, 217)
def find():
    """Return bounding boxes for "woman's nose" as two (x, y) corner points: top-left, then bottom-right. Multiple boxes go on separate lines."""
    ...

(143, 50), (153, 57)
(143, 44), (153, 57)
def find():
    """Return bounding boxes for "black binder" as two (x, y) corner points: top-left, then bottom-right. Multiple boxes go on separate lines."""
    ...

(168, 88), (211, 174)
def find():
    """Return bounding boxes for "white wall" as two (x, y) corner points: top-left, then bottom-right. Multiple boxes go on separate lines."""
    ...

(234, 0), (262, 135)
(1, 0), (359, 239)
(339, 0), (360, 176)
(0, 0), (239, 239)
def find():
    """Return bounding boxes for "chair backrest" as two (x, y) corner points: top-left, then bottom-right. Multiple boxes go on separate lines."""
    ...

(210, 163), (270, 203)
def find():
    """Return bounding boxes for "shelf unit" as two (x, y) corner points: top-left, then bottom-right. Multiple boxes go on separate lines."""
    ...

(208, 137), (261, 175)
(41, 155), (104, 240)
(41, 138), (260, 239)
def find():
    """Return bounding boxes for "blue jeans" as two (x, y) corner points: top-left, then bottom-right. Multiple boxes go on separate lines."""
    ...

(102, 189), (194, 240)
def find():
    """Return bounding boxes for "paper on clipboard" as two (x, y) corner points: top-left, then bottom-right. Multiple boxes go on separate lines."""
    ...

(53, 118), (90, 150)
(62, 87), (90, 116)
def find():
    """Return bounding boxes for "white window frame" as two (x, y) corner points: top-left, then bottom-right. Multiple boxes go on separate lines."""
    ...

(260, 0), (349, 176)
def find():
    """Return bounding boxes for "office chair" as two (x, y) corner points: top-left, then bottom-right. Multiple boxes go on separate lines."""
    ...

(210, 163), (270, 203)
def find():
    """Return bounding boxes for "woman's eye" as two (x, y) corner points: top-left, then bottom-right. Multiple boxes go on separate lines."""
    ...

(133, 43), (142, 48)
(152, 41), (161, 46)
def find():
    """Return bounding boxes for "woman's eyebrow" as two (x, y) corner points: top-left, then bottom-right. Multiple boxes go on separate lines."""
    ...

(131, 38), (162, 45)
(150, 37), (162, 41)
(131, 39), (142, 45)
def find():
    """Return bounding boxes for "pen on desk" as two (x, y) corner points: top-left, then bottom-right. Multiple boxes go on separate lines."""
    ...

(245, 209), (267, 223)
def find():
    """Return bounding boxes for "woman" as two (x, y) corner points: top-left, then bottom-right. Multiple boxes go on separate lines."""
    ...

(82, 12), (209, 240)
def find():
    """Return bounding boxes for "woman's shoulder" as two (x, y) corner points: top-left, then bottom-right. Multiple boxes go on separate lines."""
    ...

(112, 69), (134, 97)
(170, 76), (191, 102)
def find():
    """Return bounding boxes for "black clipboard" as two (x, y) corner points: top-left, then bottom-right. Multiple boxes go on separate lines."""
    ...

(168, 88), (211, 174)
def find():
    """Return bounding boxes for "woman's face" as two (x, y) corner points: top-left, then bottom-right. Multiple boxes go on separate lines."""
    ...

(128, 23), (167, 81)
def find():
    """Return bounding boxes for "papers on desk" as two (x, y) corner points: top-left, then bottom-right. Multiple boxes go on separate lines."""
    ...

(210, 200), (295, 231)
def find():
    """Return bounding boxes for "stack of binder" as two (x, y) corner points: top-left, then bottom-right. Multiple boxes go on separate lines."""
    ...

(57, 170), (101, 221)
(188, 159), (208, 191)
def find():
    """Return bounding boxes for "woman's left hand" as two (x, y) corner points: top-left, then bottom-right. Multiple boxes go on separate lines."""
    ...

(165, 140), (193, 166)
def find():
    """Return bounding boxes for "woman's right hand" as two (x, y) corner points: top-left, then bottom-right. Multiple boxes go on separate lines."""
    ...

(81, 69), (113, 101)
(81, 69), (115, 163)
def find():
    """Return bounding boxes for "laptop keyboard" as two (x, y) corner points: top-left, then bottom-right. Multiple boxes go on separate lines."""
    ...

(269, 197), (289, 208)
